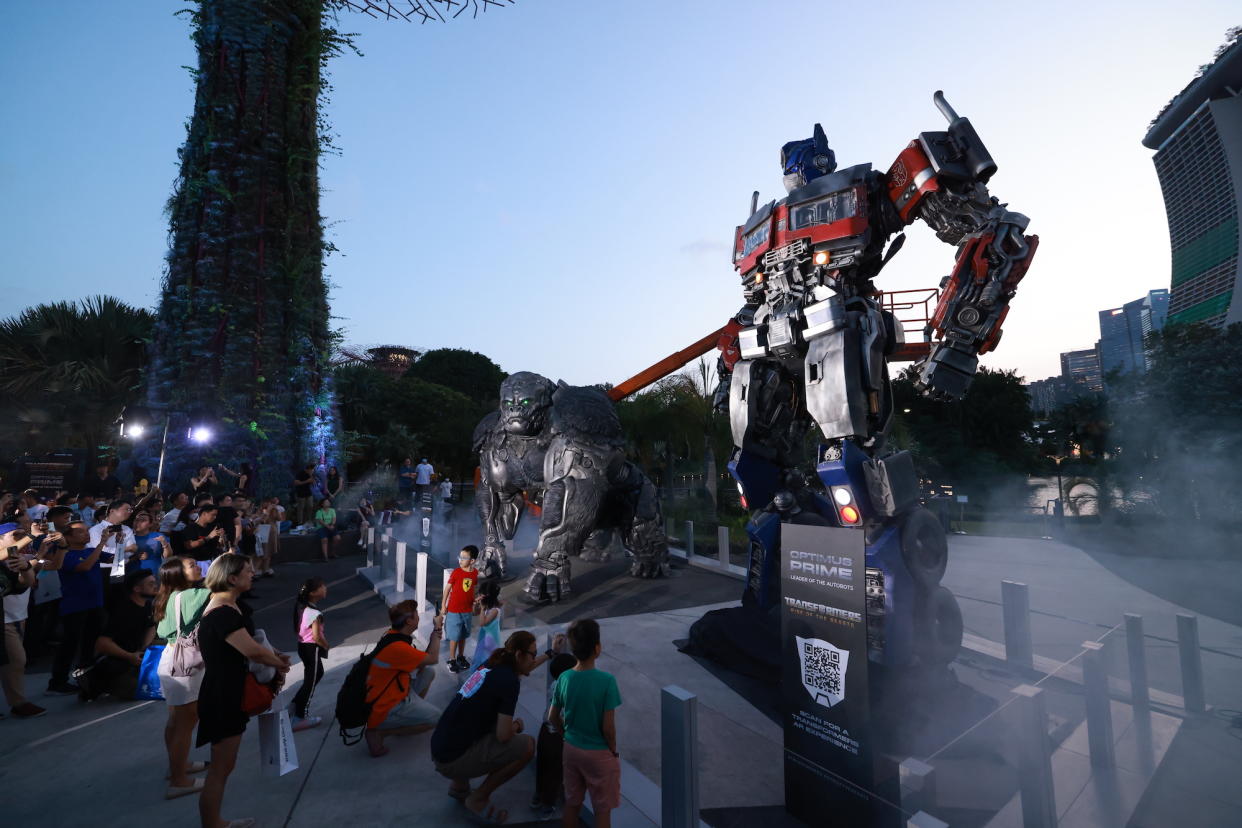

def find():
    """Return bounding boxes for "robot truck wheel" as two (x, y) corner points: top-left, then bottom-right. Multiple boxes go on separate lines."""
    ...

(899, 507), (949, 591)
(914, 585), (964, 667)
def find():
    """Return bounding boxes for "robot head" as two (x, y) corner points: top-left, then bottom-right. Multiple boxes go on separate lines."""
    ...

(780, 123), (836, 193)
(498, 371), (556, 436)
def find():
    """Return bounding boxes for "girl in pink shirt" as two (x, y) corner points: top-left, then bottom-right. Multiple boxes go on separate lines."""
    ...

(292, 577), (329, 730)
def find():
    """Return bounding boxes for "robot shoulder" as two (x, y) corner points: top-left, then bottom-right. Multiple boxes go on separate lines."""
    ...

(550, 385), (624, 442)
(472, 410), (502, 453)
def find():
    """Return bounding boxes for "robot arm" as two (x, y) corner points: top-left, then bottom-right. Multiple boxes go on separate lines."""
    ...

(712, 308), (755, 413)
(885, 92), (1039, 400)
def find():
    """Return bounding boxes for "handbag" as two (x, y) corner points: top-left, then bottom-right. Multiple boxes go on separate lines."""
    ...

(258, 707), (300, 777)
(135, 645), (165, 700)
(169, 591), (205, 678)
(242, 673), (278, 716)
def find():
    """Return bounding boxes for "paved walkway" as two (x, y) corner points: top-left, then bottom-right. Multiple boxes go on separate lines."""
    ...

(4, 531), (1241, 827)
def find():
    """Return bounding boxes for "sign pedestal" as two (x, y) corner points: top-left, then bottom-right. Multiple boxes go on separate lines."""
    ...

(781, 523), (898, 827)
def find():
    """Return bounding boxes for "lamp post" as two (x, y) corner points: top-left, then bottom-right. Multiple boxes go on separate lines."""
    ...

(119, 407), (212, 490)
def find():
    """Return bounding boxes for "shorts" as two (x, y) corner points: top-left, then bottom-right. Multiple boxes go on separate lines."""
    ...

(445, 612), (473, 641)
(563, 741), (621, 810)
(376, 687), (441, 730)
(317, 527), (337, 540)
(434, 731), (534, 781)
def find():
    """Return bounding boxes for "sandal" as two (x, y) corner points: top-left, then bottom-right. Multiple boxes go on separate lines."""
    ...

(464, 801), (509, 825)
(164, 778), (206, 799)
(448, 784), (472, 801)
(166, 761), (210, 779)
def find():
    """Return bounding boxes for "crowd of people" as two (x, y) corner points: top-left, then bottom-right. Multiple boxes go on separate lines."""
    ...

(2, 460), (623, 827)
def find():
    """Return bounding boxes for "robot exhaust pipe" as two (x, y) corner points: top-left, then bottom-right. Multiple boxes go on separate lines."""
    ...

(933, 90), (960, 125)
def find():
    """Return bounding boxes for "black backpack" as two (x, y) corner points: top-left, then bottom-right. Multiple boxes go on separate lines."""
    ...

(336, 632), (406, 745)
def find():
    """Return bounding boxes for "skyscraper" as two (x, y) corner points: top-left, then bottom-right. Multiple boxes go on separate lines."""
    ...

(1143, 34), (1242, 327)
(1097, 289), (1171, 376)
(1060, 347), (1103, 394)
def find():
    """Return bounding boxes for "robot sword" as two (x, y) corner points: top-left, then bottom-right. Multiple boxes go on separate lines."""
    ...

(607, 324), (734, 402)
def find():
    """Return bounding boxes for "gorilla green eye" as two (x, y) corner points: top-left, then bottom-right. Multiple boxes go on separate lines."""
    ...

(521, 398), (531, 405)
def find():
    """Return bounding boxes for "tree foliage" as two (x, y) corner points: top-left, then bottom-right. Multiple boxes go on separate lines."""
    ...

(0, 297), (154, 459)
(333, 363), (478, 476)
(891, 366), (1036, 484)
(1105, 322), (1242, 523)
(404, 348), (505, 407)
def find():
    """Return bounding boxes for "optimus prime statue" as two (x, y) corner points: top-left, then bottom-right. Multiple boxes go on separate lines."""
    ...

(473, 372), (670, 602)
(715, 92), (1038, 667)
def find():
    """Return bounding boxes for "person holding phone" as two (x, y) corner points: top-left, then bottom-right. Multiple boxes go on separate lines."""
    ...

(182, 504), (226, 560)
(88, 500), (138, 580)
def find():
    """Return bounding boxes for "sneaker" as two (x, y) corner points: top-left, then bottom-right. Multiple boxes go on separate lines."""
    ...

(11, 703), (48, 719)
(448, 660), (462, 674)
(45, 682), (80, 696)
(455, 656), (471, 670)
(291, 716), (322, 732)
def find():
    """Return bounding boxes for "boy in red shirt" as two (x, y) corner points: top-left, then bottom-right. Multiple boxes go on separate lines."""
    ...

(441, 545), (479, 673)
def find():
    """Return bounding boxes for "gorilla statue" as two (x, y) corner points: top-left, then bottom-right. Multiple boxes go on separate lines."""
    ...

(473, 371), (670, 602)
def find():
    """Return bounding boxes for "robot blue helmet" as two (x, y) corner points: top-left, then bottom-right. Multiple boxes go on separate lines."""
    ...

(780, 123), (836, 193)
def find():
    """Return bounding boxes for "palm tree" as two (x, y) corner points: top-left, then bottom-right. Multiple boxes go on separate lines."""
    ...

(0, 297), (154, 457)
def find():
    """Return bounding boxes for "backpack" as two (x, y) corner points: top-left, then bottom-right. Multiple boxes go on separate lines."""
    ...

(336, 632), (407, 746)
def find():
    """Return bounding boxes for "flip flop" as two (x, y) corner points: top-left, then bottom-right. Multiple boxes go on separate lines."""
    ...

(448, 785), (472, 801)
(165, 761), (209, 780)
(164, 778), (206, 799)
(464, 802), (509, 825)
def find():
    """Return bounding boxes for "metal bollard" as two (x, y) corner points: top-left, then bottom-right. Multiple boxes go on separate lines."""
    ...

(395, 541), (407, 594)
(900, 757), (936, 815)
(416, 552), (428, 613)
(1176, 614), (1206, 713)
(684, 520), (695, 557)
(717, 525), (730, 568)
(1002, 580), (1034, 670)
(366, 527), (375, 567)
(908, 812), (949, 828)
(661, 685), (700, 828)
(1081, 641), (1115, 767)
(1012, 684), (1056, 828)
(1124, 613), (1150, 712)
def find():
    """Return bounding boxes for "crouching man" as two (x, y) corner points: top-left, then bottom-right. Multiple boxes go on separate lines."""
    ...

(365, 599), (443, 757)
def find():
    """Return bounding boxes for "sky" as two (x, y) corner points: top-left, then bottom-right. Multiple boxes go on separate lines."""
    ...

(1, 0), (1238, 387)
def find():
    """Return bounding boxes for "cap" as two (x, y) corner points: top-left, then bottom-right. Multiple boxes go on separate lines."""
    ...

(0, 522), (20, 536)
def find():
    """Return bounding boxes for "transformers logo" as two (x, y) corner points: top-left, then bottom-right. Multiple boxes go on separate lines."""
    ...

(889, 160), (908, 188)
(796, 635), (849, 709)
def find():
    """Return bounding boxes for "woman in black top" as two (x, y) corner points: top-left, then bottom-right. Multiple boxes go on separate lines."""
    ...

(196, 553), (289, 828)
(325, 465), (343, 500)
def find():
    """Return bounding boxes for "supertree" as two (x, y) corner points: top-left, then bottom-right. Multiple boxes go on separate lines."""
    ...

(148, 1), (512, 495)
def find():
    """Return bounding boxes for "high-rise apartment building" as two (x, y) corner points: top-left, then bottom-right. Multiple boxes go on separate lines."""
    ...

(1143, 35), (1242, 327)
(1097, 289), (1171, 376)
(1060, 347), (1103, 394)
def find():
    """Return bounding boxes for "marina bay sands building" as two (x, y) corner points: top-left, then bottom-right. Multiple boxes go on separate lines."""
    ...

(1143, 34), (1242, 327)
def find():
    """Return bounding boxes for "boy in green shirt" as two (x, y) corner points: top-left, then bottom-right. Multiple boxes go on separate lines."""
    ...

(550, 618), (622, 828)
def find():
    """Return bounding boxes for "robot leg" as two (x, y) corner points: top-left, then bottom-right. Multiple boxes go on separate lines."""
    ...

(524, 457), (603, 602)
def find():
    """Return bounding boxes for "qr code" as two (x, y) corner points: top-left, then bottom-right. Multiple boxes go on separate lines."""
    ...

(802, 641), (842, 696)
(795, 635), (848, 708)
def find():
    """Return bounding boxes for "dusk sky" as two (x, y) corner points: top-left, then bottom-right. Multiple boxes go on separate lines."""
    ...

(2, 1), (1238, 387)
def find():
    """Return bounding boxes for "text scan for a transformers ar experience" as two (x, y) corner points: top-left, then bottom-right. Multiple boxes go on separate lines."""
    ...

(781, 523), (893, 826)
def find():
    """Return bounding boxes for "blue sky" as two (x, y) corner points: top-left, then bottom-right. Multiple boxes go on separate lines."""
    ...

(1, 1), (1237, 386)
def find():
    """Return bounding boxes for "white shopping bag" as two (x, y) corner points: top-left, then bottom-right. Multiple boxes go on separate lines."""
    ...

(258, 707), (300, 777)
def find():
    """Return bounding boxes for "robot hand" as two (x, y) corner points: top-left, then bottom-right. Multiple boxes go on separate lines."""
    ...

(914, 338), (978, 402)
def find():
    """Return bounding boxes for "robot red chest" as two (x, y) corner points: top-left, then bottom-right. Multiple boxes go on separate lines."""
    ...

(733, 167), (874, 279)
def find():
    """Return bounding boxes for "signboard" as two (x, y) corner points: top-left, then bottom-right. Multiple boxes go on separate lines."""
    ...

(24, 462), (76, 495)
(781, 523), (893, 826)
